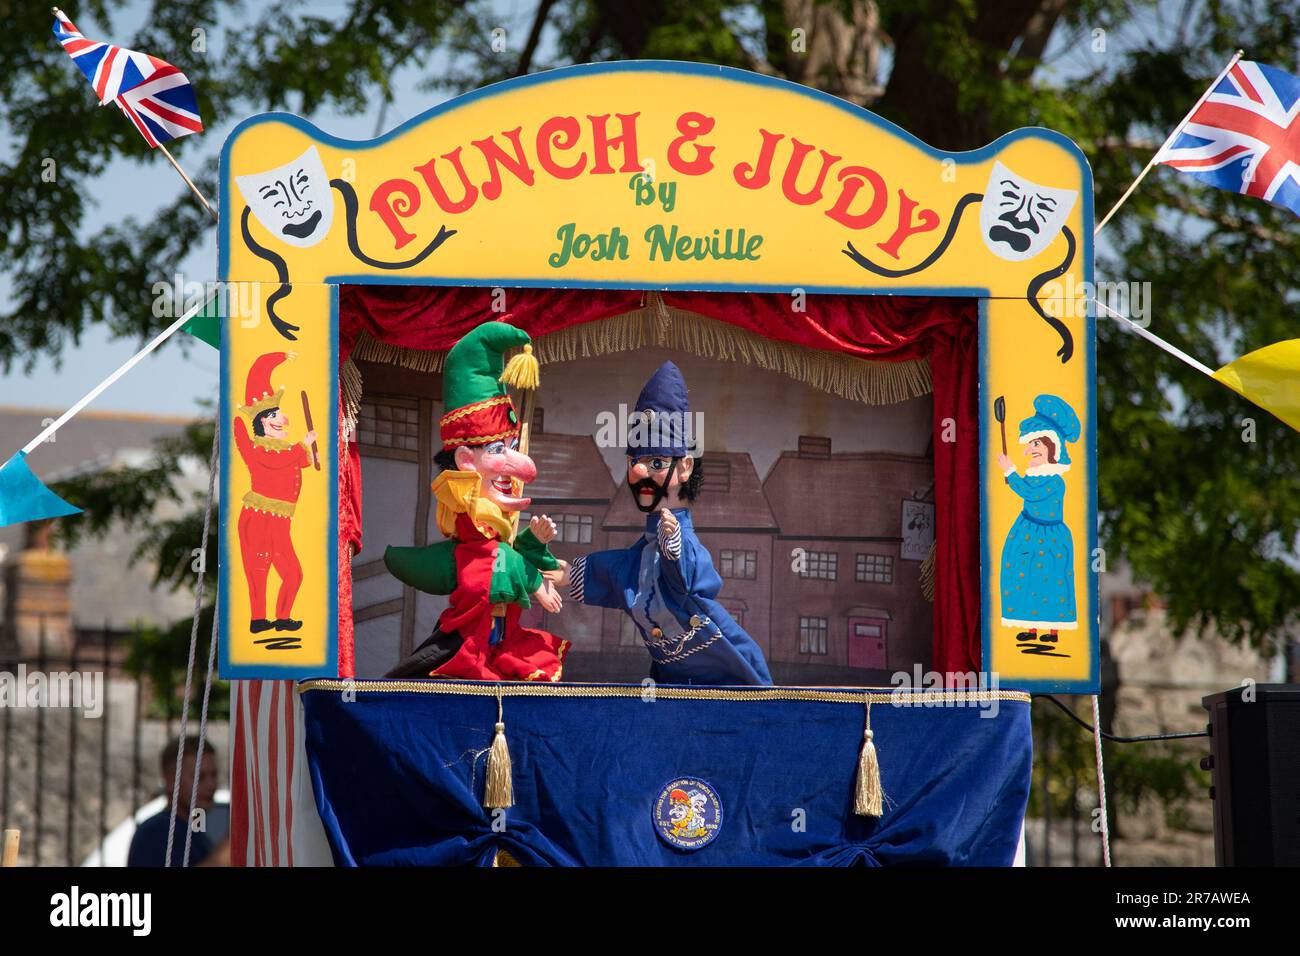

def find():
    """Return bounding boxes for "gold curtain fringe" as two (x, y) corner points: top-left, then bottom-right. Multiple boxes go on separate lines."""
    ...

(351, 332), (446, 373)
(340, 357), (363, 446)
(346, 296), (933, 406)
(919, 541), (937, 603)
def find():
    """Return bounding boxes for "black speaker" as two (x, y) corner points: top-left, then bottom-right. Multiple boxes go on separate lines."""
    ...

(1202, 684), (1300, 866)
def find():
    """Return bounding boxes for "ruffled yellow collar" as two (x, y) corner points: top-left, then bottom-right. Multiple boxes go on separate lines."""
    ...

(432, 470), (518, 543)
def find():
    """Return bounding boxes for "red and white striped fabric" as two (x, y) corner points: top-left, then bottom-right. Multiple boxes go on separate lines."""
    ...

(230, 680), (332, 867)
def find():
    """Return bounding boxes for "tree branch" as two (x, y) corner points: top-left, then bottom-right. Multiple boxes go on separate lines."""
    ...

(1152, 189), (1291, 244)
(514, 0), (557, 77)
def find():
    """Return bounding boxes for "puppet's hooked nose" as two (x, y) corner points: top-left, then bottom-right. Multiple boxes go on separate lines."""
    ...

(499, 448), (537, 484)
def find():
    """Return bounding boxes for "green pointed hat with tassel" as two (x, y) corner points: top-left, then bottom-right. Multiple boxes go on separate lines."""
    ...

(440, 320), (539, 448)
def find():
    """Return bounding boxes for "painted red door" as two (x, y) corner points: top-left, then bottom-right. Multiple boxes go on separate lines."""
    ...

(848, 617), (887, 669)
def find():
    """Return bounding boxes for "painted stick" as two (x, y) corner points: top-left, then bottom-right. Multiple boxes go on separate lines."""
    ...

(499, 343), (541, 543)
(2, 829), (19, 867)
(994, 395), (1009, 484)
(301, 390), (320, 470)
(517, 388), (537, 458)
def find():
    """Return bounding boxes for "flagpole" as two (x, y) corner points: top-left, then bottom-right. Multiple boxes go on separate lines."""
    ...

(21, 296), (212, 455)
(1093, 298), (1216, 377)
(1094, 49), (1244, 237)
(159, 142), (218, 221)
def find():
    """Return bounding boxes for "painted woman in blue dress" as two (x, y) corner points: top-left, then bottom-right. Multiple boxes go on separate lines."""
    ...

(995, 394), (1081, 649)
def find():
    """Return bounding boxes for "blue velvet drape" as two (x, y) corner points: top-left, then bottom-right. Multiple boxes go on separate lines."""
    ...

(301, 682), (1030, 866)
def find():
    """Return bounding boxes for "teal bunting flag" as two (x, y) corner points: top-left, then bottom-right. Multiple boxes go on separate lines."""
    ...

(0, 451), (82, 528)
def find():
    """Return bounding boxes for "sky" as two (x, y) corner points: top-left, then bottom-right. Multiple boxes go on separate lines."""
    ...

(1, 1), (1168, 419)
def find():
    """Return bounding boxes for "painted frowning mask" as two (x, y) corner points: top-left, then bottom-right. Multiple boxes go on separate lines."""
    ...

(235, 146), (334, 248)
(980, 161), (1078, 262)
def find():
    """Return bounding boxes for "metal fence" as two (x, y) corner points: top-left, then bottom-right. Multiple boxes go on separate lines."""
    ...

(0, 616), (150, 867)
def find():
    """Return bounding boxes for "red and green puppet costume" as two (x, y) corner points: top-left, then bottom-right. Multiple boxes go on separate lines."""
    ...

(383, 322), (569, 681)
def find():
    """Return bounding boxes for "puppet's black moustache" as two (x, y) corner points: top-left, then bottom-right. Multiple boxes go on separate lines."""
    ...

(629, 476), (671, 513)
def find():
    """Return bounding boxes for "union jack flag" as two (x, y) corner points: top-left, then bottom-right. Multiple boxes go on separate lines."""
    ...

(53, 9), (203, 148)
(1161, 60), (1300, 219)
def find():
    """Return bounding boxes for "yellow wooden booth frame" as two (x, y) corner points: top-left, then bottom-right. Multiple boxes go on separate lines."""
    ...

(218, 61), (1097, 693)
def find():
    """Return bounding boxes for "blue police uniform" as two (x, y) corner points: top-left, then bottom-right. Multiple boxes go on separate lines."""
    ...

(568, 361), (772, 686)
(570, 509), (772, 685)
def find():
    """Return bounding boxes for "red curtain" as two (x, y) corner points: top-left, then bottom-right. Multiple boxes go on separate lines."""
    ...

(337, 286), (980, 677)
(339, 285), (646, 364)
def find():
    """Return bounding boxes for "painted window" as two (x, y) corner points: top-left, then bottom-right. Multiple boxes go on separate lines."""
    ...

(799, 616), (829, 655)
(619, 613), (640, 647)
(357, 399), (419, 451)
(800, 550), (838, 581)
(719, 549), (757, 579)
(560, 513), (593, 544)
(856, 553), (894, 584)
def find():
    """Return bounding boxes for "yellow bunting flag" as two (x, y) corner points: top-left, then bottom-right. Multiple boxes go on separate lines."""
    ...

(1212, 339), (1300, 433)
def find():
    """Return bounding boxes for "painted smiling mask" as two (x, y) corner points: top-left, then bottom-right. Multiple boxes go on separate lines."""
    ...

(235, 146), (334, 248)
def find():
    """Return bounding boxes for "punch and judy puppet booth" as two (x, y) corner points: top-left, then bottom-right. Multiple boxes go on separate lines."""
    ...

(218, 62), (1098, 866)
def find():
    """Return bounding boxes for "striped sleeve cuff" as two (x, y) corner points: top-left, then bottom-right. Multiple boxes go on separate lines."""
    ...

(659, 520), (682, 561)
(569, 555), (587, 603)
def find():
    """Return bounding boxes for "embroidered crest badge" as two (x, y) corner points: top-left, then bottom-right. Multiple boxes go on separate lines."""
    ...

(653, 777), (723, 851)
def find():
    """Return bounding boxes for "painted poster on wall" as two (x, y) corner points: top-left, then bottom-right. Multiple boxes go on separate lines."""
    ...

(900, 500), (935, 562)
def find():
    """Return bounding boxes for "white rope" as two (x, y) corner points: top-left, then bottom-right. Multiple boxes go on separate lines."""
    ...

(1091, 694), (1112, 867)
(183, 596), (221, 867)
(1094, 298), (1216, 377)
(22, 296), (210, 456)
(182, 431), (222, 866)
(164, 415), (219, 866)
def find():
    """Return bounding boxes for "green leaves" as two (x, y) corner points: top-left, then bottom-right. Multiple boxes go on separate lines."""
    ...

(12, 0), (1300, 652)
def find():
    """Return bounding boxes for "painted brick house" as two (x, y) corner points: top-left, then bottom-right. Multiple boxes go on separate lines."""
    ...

(762, 436), (933, 684)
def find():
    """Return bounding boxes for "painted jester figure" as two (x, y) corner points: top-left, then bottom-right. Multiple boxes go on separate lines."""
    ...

(556, 362), (772, 685)
(996, 394), (1081, 655)
(233, 352), (317, 643)
(384, 322), (569, 681)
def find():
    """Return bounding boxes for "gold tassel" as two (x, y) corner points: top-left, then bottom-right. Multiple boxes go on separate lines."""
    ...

(854, 701), (883, 817)
(484, 690), (514, 809)
(919, 541), (937, 602)
(499, 343), (540, 390)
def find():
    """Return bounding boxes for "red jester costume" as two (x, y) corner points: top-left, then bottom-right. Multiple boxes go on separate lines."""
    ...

(233, 351), (316, 641)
